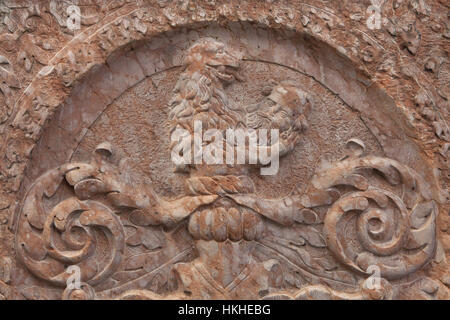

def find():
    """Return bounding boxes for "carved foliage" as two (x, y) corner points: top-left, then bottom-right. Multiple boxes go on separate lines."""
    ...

(314, 153), (436, 280)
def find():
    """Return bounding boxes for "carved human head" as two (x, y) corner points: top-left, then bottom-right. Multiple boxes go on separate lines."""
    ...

(266, 81), (311, 133)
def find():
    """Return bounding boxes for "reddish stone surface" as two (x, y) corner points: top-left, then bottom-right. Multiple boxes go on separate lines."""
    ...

(0, 0), (448, 300)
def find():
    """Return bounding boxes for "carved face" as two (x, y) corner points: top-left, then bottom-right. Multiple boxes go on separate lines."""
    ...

(267, 84), (310, 133)
(246, 83), (310, 134)
(184, 38), (240, 83)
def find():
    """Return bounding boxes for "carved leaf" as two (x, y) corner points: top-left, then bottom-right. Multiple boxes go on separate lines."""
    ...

(292, 246), (312, 267)
(299, 226), (327, 248)
(125, 251), (166, 272)
(125, 226), (163, 250)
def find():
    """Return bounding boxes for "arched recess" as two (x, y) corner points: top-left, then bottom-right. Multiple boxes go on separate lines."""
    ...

(5, 17), (443, 299)
(14, 21), (440, 216)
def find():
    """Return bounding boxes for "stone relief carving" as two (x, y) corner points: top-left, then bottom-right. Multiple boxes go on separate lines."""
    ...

(0, 1), (447, 301)
(9, 38), (441, 300)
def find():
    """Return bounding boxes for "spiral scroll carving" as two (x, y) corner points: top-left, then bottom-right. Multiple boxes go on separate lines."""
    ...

(16, 166), (125, 287)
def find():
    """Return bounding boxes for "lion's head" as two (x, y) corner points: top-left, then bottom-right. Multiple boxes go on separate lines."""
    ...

(183, 37), (241, 84)
(168, 38), (244, 173)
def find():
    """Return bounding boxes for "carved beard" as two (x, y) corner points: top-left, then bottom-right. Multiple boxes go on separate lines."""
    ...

(271, 110), (292, 133)
(245, 102), (293, 143)
(245, 101), (273, 130)
(169, 71), (242, 132)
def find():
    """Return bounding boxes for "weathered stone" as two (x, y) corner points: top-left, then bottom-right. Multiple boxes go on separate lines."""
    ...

(0, 0), (447, 301)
